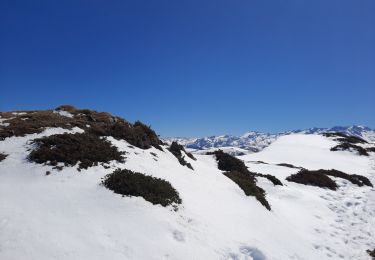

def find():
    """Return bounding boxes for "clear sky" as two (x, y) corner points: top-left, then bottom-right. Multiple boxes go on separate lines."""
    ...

(1, 0), (374, 137)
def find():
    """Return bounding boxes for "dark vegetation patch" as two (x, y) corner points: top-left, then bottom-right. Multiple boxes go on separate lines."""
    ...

(367, 249), (375, 258)
(350, 174), (373, 187)
(366, 147), (375, 153)
(0, 153), (8, 162)
(53, 165), (64, 171)
(208, 150), (248, 173)
(0, 110), (72, 139)
(331, 143), (369, 156)
(286, 169), (338, 190)
(254, 173), (283, 186)
(210, 150), (271, 210)
(323, 169), (373, 187)
(286, 169), (372, 190)
(323, 132), (372, 156)
(102, 169), (182, 208)
(168, 141), (195, 170)
(224, 171), (271, 210)
(28, 133), (125, 170)
(276, 163), (302, 169)
(323, 132), (367, 144)
(250, 160), (269, 165)
(0, 105), (163, 150)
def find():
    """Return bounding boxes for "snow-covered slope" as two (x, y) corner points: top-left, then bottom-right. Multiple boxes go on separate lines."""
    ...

(165, 126), (375, 152)
(1, 109), (375, 260)
(239, 134), (375, 259)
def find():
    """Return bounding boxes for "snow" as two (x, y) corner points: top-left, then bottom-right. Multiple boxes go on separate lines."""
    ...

(240, 134), (370, 175)
(0, 116), (13, 127)
(192, 146), (252, 156)
(0, 119), (10, 127)
(11, 112), (27, 115)
(0, 131), (374, 259)
(53, 110), (74, 118)
(241, 134), (375, 259)
(164, 125), (375, 152)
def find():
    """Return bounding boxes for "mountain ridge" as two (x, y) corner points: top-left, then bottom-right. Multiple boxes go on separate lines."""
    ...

(165, 125), (375, 152)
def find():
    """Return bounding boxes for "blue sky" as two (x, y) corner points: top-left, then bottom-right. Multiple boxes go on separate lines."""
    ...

(1, 0), (374, 137)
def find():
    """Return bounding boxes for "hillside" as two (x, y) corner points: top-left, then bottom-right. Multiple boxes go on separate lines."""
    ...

(0, 106), (374, 260)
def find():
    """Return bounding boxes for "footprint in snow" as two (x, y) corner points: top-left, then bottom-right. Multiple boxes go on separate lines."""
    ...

(172, 230), (185, 242)
(239, 246), (266, 260)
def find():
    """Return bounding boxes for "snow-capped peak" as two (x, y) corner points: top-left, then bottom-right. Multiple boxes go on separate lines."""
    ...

(164, 125), (375, 152)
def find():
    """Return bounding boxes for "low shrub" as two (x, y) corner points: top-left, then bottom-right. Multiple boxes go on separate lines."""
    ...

(254, 173), (283, 186)
(224, 171), (271, 210)
(331, 143), (369, 156)
(180, 159), (194, 170)
(128, 121), (163, 150)
(323, 132), (367, 144)
(0, 106), (164, 150)
(323, 132), (370, 156)
(367, 249), (375, 258)
(323, 169), (373, 187)
(276, 163), (301, 169)
(286, 169), (372, 189)
(286, 169), (338, 190)
(0, 153), (8, 162)
(28, 133), (125, 170)
(211, 150), (271, 210)
(102, 169), (182, 207)
(350, 174), (373, 187)
(366, 147), (375, 153)
(0, 110), (73, 140)
(169, 142), (196, 160)
(168, 142), (195, 170)
(253, 161), (268, 164)
(76, 114), (163, 150)
(209, 150), (248, 173)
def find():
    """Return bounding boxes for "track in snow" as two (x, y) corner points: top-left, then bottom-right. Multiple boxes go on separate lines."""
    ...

(313, 156), (375, 259)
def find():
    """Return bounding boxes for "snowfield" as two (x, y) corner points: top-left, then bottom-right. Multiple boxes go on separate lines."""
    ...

(0, 129), (374, 260)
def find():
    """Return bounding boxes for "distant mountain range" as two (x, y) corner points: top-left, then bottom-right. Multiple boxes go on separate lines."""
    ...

(165, 125), (375, 152)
